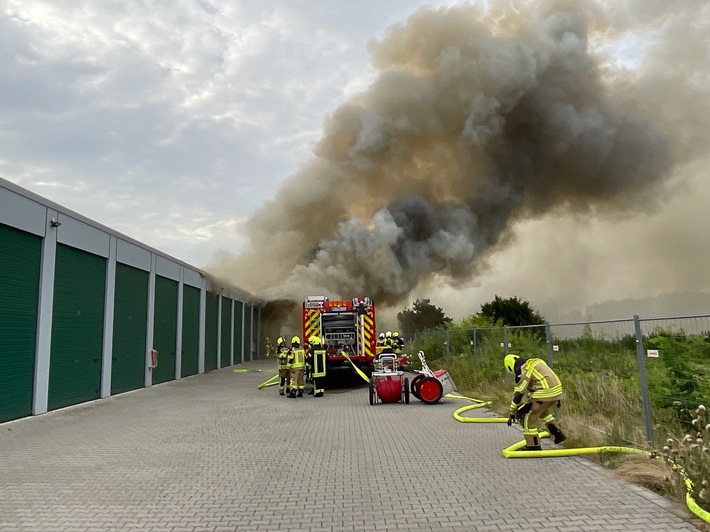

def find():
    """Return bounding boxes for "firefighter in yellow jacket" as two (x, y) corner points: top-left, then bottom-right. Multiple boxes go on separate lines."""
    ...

(505, 354), (567, 450)
(288, 336), (306, 398)
(309, 336), (326, 398)
(276, 337), (290, 396)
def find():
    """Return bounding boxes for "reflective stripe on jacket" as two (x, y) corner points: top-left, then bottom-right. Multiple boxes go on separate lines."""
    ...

(290, 348), (306, 369)
(277, 347), (290, 370)
(313, 348), (326, 378)
(514, 358), (562, 400)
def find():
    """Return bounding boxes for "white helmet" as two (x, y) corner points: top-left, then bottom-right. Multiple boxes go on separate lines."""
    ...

(378, 333), (385, 339)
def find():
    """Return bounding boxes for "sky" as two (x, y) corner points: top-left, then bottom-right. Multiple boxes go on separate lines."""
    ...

(2, 0), (710, 326)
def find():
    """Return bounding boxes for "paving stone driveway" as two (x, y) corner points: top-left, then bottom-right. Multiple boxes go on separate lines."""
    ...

(0, 358), (705, 531)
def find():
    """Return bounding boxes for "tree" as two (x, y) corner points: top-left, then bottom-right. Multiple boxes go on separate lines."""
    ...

(479, 295), (545, 327)
(397, 299), (452, 334)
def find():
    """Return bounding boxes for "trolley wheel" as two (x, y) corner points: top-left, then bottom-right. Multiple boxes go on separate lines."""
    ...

(418, 376), (444, 405)
(410, 374), (425, 400)
(369, 380), (375, 405)
(403, 377), (410, 404)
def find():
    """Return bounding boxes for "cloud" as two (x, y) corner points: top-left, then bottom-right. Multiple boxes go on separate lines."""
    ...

(2, 0), (449, 265)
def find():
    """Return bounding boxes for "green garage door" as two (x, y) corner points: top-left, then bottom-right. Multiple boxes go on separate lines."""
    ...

(233, 301), (243, 364)
(48, 244), (106, 411)
(0, 224), (42, 423)
(152, 275), (178, 384)
(204, 293), (219, 372)
(244, 305), (253, 362)
(111, 263), (148, 395)
(181, 285), (200, 377)
(220, 297), (232, 367)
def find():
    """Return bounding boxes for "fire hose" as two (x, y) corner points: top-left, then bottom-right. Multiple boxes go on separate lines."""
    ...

(339, 347), (371, 383)
(447, 393), (710, 524)
(257, 374), (280, 389)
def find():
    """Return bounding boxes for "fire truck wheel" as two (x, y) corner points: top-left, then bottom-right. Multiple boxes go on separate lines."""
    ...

(418, 376), (444, 405)
(403, 377), (410, 404)
(410, 374), (425, 400)
(369, 380), (375, 405)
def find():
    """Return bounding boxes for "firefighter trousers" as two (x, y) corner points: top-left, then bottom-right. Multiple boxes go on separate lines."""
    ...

(517, 398), (562, 447)
(313, 376), (325, 397)
(278, 368), (290, 395)
(289, 367), (304, 395)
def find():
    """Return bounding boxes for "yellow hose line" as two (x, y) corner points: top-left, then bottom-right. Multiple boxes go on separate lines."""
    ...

(447, 393), (710, 523)
(447, 393), (508, 423)
(257, 374), (280, 389)
(340, 350), (371, 383)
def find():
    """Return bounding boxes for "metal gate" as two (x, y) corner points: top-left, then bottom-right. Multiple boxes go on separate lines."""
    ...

(204, 293), (219, 372)
(181, 285), (200, 377)
(111, 262), (148, 395)
(233, 301), (243, 364)
(220, 297), (232, 368)
(48, 244), (105, 410)
(0, 224), (41, 422)
(152, 276), (178, 384)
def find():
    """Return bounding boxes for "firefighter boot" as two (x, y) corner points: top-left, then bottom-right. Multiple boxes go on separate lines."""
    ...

(546, 423), (567, 444)
(297, 389), (303, 398)
(288, 389), (296, 398)
(520, 435), (542, 451)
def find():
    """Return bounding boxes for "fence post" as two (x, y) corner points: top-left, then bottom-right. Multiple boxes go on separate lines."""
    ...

(634, 314), (654, 444)
(545, 322), (553, 367)
(472, 328), (478, 371)
(503, 326), (508, 355)
(445, 329), (450, 358)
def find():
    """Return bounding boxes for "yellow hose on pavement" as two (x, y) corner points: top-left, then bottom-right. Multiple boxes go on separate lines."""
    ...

(257, 374), (280, 389)
(340, 350), (371, 383)
(447, 393), (710, 524)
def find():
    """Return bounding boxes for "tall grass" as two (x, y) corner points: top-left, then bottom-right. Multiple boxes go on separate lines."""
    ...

(662, 405), (710, 509)
(405, 326), (710, 513)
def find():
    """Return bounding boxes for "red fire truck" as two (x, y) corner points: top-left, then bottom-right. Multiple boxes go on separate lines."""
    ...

(302, 296), (376, 375)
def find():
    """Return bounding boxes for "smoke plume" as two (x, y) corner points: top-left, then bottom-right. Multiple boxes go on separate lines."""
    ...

(209, 0), (710, 312)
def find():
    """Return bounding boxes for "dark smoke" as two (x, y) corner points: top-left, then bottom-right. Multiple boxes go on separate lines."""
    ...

(209, 0), (709, 309)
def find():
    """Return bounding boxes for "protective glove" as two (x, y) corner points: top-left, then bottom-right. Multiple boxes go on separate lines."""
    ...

(507, 414), (516, 426)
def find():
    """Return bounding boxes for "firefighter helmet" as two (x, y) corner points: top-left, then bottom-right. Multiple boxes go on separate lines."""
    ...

(277, 337), (284, 345)
(504, 354), (519, 373)
(392, 331), (399, 338)
(379, 333), (385, 339)
(385, 331), (392, 338)
(309, 336), (321, 345)
(291, 336), (300, 345)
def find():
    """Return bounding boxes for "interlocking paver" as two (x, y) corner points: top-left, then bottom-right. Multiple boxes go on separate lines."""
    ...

(0, 358), (706, 531)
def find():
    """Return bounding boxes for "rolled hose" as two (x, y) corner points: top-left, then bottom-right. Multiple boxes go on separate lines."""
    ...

(447, 393), (710, 524)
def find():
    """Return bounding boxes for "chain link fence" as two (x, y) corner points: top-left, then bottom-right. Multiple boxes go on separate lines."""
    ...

(404, 314), (710, 447)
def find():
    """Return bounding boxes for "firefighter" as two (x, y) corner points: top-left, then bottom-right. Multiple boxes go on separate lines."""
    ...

(392, 331), (403, 354)
(304, 337), (314, 392)
(276, 337), (290, 396)
(505, 354), (567, 450)
(376, 332), (387, 356)
(264, 336), (272, 358)
(309, 336), (327, 398)
(288, 336), (306, 398)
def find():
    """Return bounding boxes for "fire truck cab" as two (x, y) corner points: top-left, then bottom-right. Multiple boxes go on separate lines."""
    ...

(302, 296), (376, 374)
